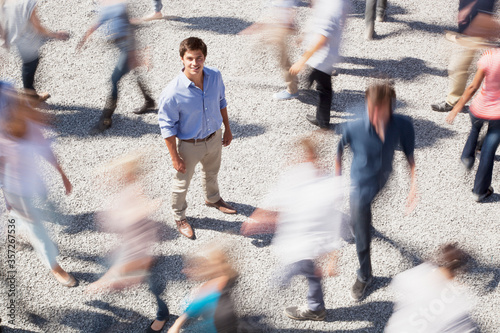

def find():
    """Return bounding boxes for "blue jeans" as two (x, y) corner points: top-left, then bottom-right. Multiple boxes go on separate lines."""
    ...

(473, 119), (500, 196)
(153, 0), (163, 12)
(280, 260), (325, 311)
(148, 270), (169, 321)
(461, 113), (485, 169)
(111, 37), (133, 100)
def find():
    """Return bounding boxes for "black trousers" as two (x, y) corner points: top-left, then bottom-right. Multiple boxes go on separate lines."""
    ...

(308, 68), (332, 128)
(22, 57), (40, 92)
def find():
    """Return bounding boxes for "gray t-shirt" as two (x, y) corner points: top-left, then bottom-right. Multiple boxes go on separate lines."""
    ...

(1, 0), (45, 62)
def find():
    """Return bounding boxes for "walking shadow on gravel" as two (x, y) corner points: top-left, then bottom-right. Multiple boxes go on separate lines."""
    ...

(176, 16), (252, 35)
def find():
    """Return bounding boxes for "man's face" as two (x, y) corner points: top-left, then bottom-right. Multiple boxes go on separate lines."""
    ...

(367, 98), (391, 126)
(181, 50), (205, 77)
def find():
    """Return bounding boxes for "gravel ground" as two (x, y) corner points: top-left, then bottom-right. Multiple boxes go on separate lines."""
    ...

(1, 0), (499, 332)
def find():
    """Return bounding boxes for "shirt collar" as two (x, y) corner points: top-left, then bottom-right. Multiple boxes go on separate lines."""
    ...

(179, 67), (210, 89)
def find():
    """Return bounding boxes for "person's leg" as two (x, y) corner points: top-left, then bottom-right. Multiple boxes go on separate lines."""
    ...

(376, 0), (388, 21)
(21, 57), (40, 92)
(277, 28), (298, 95)
(461, 113), (484, 169)
(300, 260), (324, 311)
(446, 47), (476, 106)
(200, 129), (223, 204)
(313, 69), (332, 128)
(153, 0), (163, 13)
(171, 140), (204, 221)
(351, 195), (373, 283)
(110, 43), (131, 101)
(365, 0), (376, 39)
(133, 74), (155, 114)
(473, 120), (500, 197)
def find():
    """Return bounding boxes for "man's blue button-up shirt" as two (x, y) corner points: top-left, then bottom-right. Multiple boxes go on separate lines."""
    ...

(337, 113), (415, 200)
(158, 66), (227, 140)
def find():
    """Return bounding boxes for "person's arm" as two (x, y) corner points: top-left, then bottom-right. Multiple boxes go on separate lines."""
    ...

(289, 34), (328, 75)
(30, 7), (69, 40)
(335, 130), (348, 176)
(321, 250), (340, 277)
(446, 68), (485, 124)
(167, 313), (188, 333)
(164, 136), (185, 174)
(220, 107), (232, 146)
(76, 23), (99, 50)
(406, 156), (417, 215)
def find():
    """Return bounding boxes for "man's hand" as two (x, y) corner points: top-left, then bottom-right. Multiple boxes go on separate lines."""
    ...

(54, 31), (70, 41)
(172, 157), (186, 174)
(61, 174), (72, 195)
(223, 129), (232, 147)
(405, 183), (417, 215)
(290, 57), (306, 76)
(446, 109), (459, 124)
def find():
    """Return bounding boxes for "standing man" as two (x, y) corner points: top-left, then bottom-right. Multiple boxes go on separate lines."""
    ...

(336, 81), (417, 301)
(158, 37), (236, 240)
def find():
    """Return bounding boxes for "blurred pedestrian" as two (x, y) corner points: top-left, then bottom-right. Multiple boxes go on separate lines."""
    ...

(385, 244), (478, 333)
(140, 0), (164, 22)
(158, 37), (236, 240)
(336, 80), (417, 301)
(0, 92), (76, 287)
(85, 153), (169, 333)
(446, 46), (500, 202)
(289, 0), (346, 129)
(167, 244), (241, 333)
(239, 0), (300, 101)
(0, 0), (69, 101)
(431, 0), (497, 112)
(241, 137), (344, 321)
(364, 0), (387, 40)
(77, 0), (155, 134)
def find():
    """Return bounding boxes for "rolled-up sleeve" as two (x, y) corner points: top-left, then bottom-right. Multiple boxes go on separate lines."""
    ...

(158, 93), (179, 138)
(336, 124), (350, 156)
(218, 72), (227, 110)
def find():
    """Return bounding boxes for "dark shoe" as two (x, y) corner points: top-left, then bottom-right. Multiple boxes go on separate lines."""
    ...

(431, 101), (453, 112)
(145, 319), (167, 332)
(205, 199), (237, 214)
(175, 219), (194, 239)
(306, 114), (329, 130)
(350, 277), (372, 301)
(89, 117), (112, 135)
(133, 98), (155, 114)
(284, 306), (326, 321)
(473, 186), (493, 202)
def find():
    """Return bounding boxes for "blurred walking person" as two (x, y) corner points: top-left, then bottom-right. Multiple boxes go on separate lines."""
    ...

(85, 153), (169, 333)
(241, 137), (344, 321)
(0, 92), (76, 287)
(446, 46), (500, 202)
(289, 0), (346, 129)
(0, 0), (69, 101)
(77, 0), (155, 135)
(364, 0), (387, 40)
(385, 244), (478, 332)
(336, 80), (417, 301)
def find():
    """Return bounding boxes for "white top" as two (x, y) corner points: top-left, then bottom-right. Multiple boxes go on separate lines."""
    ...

(262, 162), (344, 265)
(304, 0), (345, 75)
(0, 121), (56, 197)
(1, 0), (44, 62)
(385, 263), (476, 333)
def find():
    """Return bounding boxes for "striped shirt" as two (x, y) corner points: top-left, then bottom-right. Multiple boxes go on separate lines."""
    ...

(470, 48), (500, 120)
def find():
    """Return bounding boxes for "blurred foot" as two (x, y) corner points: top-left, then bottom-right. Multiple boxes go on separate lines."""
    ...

(473, 186), (493, 202)
(176, 219), (194, 239)
(133, 98), (155, 114)
(273, 90), (299, 100)
(37, 92), (51, 102)
(350, 277), (372, 301)
(365, 24), (374, 41)
(145, 319), (166, 332)
(284, 305), (326, 321)
(52, 266), (78, 287)
(142, 12), (163, 22)
(431, 101), (453, 112)
(376, 13), (385, 22)
(205, 198), (237, 214)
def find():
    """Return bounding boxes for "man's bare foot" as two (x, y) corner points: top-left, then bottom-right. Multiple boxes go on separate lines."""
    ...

(150, 319), (167, 331)
(142, 11), (163, 22)
(52, 265), (77, 287)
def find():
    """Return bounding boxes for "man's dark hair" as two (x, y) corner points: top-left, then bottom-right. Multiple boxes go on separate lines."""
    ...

(179, 37), (207, 58)
(435, 243), (470, 277)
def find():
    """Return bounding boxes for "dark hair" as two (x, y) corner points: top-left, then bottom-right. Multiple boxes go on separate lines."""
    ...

(179, 37), (207, 58)
(435, 243), (470, 277)
(365, 80), (396, 114)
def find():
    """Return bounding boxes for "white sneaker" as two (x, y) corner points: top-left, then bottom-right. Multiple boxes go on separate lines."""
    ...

(273, 90), (299, 100)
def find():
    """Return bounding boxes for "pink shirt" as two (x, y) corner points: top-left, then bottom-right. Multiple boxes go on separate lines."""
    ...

(470, 48), (500, 120)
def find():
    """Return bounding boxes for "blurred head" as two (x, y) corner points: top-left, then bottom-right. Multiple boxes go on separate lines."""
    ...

(435, 243), (470, 278)
(180, 37), (207, 78)
(103, 152), (143, 184)
(365, 80), (395, 126)
(1, 91), (48, 139)
(183, 244), (237, 282)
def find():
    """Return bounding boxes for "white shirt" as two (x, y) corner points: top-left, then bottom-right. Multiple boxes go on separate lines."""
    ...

(304, 0), (345, 75)
(262, 162), (344, 265)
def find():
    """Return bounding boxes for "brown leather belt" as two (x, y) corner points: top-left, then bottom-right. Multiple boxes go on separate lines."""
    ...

(181, 131), (216, 143)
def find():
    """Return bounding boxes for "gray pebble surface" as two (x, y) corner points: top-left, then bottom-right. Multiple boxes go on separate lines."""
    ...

(0, 0), (499, 332)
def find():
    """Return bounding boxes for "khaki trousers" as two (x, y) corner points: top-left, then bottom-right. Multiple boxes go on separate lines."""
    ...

(446, 45), (478, 106)
(265, 26), (298, 94)
(171, 129), (222, 220)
